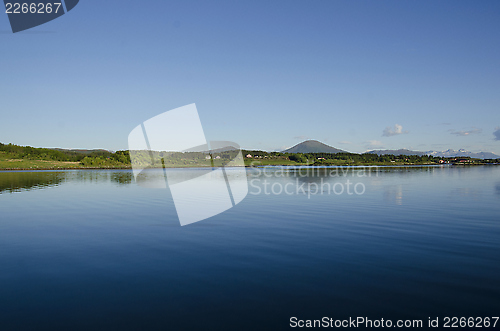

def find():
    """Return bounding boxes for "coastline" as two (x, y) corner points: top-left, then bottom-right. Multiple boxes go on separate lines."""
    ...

(1, 163), (498, 171)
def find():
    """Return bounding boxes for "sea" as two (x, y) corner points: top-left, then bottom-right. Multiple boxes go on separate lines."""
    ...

(0, 166), (499, 330)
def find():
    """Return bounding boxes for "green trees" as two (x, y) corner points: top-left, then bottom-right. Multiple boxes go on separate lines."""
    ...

(80, 153), (131, 167)
(111, 150), (131, 164)
(2, 142), (494, 168)
(0, 142), (132, 167)
(289, 154), (308, 163)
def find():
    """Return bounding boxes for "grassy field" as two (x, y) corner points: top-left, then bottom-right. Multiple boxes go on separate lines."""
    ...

(0, 155), (440, 170)
(0, 151), (488, 170)
(0, 151), (303, 169)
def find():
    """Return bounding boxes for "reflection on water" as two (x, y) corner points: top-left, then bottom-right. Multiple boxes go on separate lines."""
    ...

(452, 187), (482, 198)
(384, 184), (404, 205)
(0, 171), (65, 194)
(0, 166), (500, 330)
(2, 166), (499, 197)
(0, 170), (133, 194)
(67, 170), (133, 185)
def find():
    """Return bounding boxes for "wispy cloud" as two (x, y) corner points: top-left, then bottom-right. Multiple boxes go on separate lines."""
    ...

(293, 135), (309, 140)
(362, 140), (384, 153)
(449, 127), (482, 136)
(338, 141), (352, 145)
(382, 124), (408, 137)
(367, 140), (383, 148)
(494, 127), (500, 141)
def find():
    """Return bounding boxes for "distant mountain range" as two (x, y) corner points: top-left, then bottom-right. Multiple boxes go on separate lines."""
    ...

(368, 148), (499, 159)
(367, 149), (427, 156)
(281, 140), (499, 159)
(6, 141), (498, 160)
(426, 149), (499, 159)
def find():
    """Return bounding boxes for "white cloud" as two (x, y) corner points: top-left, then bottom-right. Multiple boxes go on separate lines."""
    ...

(449, 128), (482, 136)
(382, 124), (409, 137)
(367, 140), (383, 147)
(293, 135), (309, 140)
(494, 127), (500, 141)
(362, 140), (384, 153)
(339, 141), (352, 145)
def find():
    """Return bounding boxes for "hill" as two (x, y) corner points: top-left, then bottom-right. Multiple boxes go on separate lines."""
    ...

(282, 140), (346, 154)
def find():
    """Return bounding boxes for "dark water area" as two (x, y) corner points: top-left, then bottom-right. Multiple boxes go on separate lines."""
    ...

(0, 167), (499, 330)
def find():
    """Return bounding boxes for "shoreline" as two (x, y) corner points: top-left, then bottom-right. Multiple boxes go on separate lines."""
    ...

(0, 163), (498, 172)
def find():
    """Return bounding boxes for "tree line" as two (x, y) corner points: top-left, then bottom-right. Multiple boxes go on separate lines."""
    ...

(0, 142), (131, 166)
(1, 142), (498, 167)
(242, 150), (500, 165)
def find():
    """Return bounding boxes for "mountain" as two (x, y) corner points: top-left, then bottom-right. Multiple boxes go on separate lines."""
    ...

(367, 148), (499, 159)
(282, 140), (347, 154)
(426, 149), (499, 159)
(367, 149), (427, 156)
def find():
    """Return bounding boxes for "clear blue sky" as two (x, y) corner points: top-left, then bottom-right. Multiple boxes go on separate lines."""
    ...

(1, 0), (499, 154)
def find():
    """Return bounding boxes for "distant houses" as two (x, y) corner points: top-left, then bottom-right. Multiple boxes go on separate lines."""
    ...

(245, 154), (267, 158)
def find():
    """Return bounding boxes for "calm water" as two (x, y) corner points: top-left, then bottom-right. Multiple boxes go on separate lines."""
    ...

(0, 166), (499, 330)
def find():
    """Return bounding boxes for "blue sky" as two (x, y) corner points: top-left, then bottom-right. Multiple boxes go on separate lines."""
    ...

(1, 0), (499, 154)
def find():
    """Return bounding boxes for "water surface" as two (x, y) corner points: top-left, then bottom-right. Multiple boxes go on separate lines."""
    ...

(1, 167), (499, 330)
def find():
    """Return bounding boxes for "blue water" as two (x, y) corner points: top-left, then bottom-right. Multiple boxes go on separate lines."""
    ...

(0, 167), (499, 330)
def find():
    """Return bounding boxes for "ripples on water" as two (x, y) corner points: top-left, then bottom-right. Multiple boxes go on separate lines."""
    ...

(0, 167), (499, 330)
